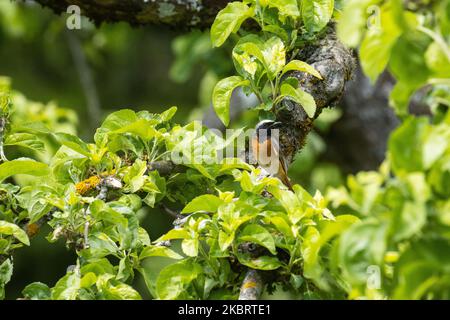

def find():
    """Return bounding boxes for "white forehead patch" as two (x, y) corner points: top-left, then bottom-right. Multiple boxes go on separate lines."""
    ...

(255, 120), (275, 131)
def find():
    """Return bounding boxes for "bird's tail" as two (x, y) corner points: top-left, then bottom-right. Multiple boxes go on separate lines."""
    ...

(276, 165), (294, 191)
(280, 174), (294, 191)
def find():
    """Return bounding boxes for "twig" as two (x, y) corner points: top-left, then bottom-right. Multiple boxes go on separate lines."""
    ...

(239, 269), (263, 300)
(66, 30), (102, 130)
(160, 203), (181, 219)
(83, 207), (90, 249)
(0, 117), (8, 162)
(147, 160), (177, 177)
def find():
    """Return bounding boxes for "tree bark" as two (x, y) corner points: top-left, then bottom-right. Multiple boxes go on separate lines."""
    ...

(238, 269), (263, 300)
(276, 28), (356, 166)
(34, 0), (231, 28)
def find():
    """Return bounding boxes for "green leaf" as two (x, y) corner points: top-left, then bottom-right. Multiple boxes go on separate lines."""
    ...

(156, 260), (202, 299)
(337, 0), (381, 47)
(262, 24), (289, 43)
(389, 33), (431, 86)
(103, 283), (142, 300)
(11, 121), (51, 135)
(212, 76), (250, 126)
(4, 133), (45, 152)
(360, 6), (403, 82)
(238, 224), (277, 255)
(51, 272), (80, 300)
(267, 185), (304, 225)
(181, 194), (223, 214)
(80, 233), (119, 259)
(262, 37), (286, 80)
(280, 83), (316, 118)
(122, 159), (148, 193)
(109, 119), (158, 141)
(0, 221), (30, 245)
(53, 132), (91, 157)
(182, 238), (199, 257)
(89, 200), (128, 227)
(268, 0), (300, 20)
(236, 253), (283, 270)
(265, 212), (293, 239)
(389, 81), (420, 116)
(302, 0), (335, 33)
(80, 259), (115, 276)
(392, 201), (427, 242)
(425, 42), (450, 77)
(80, 272), (97, 288)
(429, 156), (450, 199)
(156, 229), (190, 242)
(95, 109), (155, 145)
(159, 106), (178, 122)
(98, 109), (137, 130)
(22, 282), (50, 300)
(211, 2), (254, 47)
(422, 123), (450, 169)
(388, 117), (428, 173)
(139, 246), (183, 260)
(0, 259), (13, 300)
(218, 230), (235, 252)
(338, 220), (388, 285)
(302, 216), (359, 289)
(281, 60), (322, 79)
(393, 239), (450, 299)
(232, 38), (265, 79)
(0, 158), (49, 183)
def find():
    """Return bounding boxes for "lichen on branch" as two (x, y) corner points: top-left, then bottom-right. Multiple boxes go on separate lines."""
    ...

(34, 0), (232, 28)
(277, 29), (356, 166)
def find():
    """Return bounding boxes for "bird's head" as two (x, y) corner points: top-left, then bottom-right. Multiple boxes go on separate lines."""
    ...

(255, 120), (282, 137)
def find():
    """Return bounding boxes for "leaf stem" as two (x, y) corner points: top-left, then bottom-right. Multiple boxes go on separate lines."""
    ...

(417, 26), (450, 62)
(0, 117), (7, 162)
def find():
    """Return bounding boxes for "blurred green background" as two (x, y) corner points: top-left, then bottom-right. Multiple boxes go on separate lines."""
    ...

(0, 1), (343, 299)
(0, 1), (203, 138)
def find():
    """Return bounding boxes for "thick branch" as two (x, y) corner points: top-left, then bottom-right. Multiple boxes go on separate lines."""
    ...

(34, 0), (231, 28)
(276, 29), (356, 165)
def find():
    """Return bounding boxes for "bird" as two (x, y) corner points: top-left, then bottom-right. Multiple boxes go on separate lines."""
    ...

(251, 120), (293, 190)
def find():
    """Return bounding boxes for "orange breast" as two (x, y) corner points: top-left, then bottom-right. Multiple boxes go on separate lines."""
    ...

(252, 137), (272, 165)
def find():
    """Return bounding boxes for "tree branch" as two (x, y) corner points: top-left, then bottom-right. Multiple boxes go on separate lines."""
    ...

(238, 269), (263, 300)
(147, 160), (179, 176)
(34, 0), (232, 28)
(276, 28), (356, 166)
(66, 30), (102, 130)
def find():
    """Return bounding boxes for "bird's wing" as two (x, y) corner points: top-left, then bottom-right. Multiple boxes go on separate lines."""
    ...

(271, 137), (293, 190)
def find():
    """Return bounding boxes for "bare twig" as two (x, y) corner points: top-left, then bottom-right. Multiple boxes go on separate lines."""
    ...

(83, 207), (90, 249)
(66, 30), (102, 130)
(160, 203), (181, 219)
(0, 117), (8, 162)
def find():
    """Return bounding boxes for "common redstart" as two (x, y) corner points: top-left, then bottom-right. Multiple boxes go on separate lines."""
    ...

(252, 120), (293, 190)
